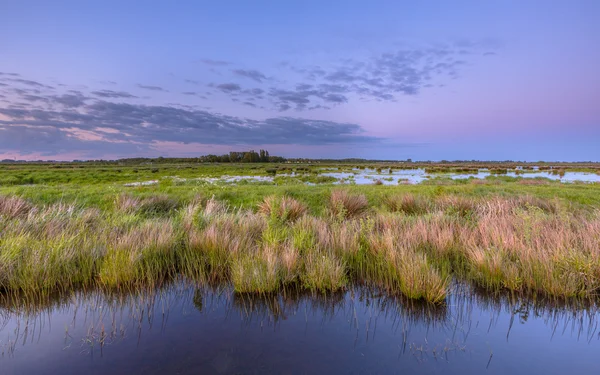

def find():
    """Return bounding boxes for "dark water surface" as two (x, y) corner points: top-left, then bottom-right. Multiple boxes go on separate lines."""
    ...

(1, 282), (598, 374)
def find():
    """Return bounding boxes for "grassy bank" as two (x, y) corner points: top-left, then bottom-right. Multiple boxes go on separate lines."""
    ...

(2, 188), (599, 304)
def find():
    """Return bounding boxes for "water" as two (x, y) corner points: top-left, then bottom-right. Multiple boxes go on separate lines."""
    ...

(1, 282), (598, 374)
(321, 168), (600, 185)
(122, 169), (600, 187)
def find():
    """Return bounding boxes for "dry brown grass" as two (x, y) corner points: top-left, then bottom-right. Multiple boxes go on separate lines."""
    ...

(0, 195), (34, 219)
(329, 190), (369, 219)
(259, 195), (308, 223)
(1, 193), (599, 302)
(383, 193), (430, 215)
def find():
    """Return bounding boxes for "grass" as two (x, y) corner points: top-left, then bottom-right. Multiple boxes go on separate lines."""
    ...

(2, 191), (598, 303)
(1, 163), (600, 304)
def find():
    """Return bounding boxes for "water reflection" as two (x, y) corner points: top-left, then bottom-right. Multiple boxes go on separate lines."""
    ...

(0, 281), (599, 374)
(321, 167), (600, 185)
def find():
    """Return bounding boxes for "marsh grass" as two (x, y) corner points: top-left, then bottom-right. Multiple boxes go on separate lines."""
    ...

(258, 195), (308, 223)
(0, 195), (33, 219)
(99, 219), (179, 287)
(1, 192), (599, 304)
(383, 193), (430, 215)
(329, 190), (369, 220)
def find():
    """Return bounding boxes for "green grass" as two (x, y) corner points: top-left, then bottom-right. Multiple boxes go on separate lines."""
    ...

(1, 162), (600, 304)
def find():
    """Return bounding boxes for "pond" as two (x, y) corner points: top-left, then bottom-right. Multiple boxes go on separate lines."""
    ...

(1, 281), (598, 374)
(321, 168), (600, 185)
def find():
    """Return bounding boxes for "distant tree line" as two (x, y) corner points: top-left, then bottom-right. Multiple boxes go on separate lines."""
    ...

(198, 150), (285, 163)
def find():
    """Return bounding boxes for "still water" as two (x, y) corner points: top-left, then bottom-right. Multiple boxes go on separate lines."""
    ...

(1, 282), (598, 374)
(322, 168), (600, 185)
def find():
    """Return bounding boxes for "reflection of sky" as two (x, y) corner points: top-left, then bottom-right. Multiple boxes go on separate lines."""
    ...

(1, 284), (598, 374)
(321, 168), (600, 184)
(0, 1), (599, 161)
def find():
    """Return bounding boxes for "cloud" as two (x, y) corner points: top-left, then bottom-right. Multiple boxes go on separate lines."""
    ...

(199, 59), (231, 66)
(51, 93), (88, 108)
(137, 84), (168, 92)
(0, 79), (380, 158)
(214, 83), (242, 93)
(199, 40), (494, 111)
(0, 124), (147, 158)
(232, 69), (268, 83)
(182, 91), (197, 96)
(91, 90), (138, 99)
(5, 78), (54, 89)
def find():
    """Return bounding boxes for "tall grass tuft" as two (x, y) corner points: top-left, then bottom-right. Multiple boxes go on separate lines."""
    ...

(115, 194), (180, 217)
(231, 248), (280, 293)
(99, 220), (178, 288)
(329, 190), (369, 220)
(0, 195), (34, 219)
(302, 252), (347, 292)
(383, 194), (430, 215)
(258, 195), (308, 223)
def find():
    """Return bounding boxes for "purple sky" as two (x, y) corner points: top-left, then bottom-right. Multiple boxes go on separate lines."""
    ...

(1, 0), (599, 161)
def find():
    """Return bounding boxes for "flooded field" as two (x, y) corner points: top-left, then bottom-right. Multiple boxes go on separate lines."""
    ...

(321, 168), (600, 185)
(123, 168), (600, 187)
(1, 282), (598, 374)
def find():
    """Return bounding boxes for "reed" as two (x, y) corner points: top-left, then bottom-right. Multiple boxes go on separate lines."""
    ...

(329, 190), (369, 220)
(1, 192), (599, 303)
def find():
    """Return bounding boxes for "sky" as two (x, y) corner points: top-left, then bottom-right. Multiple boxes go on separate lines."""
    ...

(0, 0), (599, 161)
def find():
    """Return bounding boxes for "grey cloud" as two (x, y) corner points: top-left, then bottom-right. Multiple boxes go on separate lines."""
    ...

(243, 88), (264, 96)
(277, 42), (494, 108)
(200, 59), (231, 66)
(20, 95), (49, 105)
(296, 84), (313, 90)
(91, 90), (138, 99)
(182, 91), (198, 96)
(137, 84), (168, 92)
(232, 69), (268, 83)
(6, 78), (54, 89)
(0, 72), (20, 77)
(185, 79), (200, 85)
(205, 41), (492, 111)
(214, 83), (242, 92)
(51, 93), (88, 108)
(0, 124), (148, 157)
(0, 85), (380, 157)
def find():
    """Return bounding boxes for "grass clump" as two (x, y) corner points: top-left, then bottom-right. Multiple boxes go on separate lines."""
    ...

(115, 194), (180, 217)
(99, 220), (178, 287)
(231, 249), (280, 293)
(1, 189), (600, 303)
(329, 190), (369, 220)
(302, 252), (347, 292)
(0, 195), (34, 219)
(258, 195), (308, 223)
(383, 193), (430, 215)
(0, 205), (103, 293)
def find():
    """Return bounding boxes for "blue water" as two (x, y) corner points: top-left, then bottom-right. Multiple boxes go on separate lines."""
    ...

(321, 168), (600, 185)
(1, 282), (598, 374)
